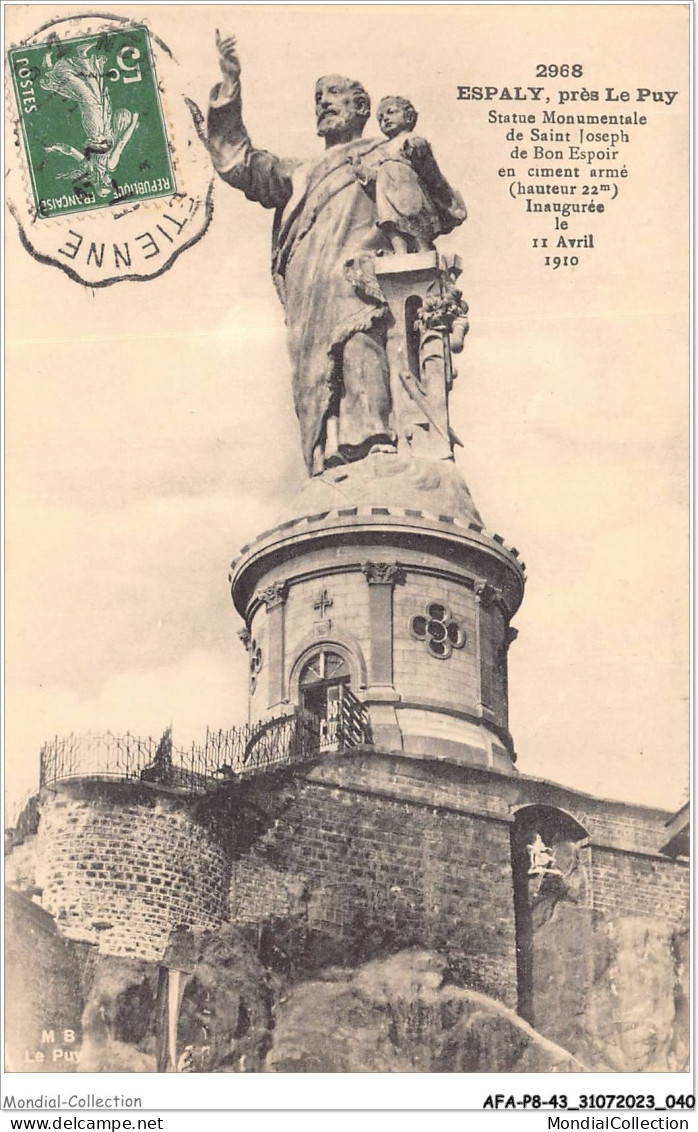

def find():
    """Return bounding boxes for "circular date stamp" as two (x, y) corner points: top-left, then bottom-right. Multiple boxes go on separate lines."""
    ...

(5, 12), (213, 286)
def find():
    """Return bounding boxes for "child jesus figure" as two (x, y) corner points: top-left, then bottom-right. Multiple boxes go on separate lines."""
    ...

(375, 95), (466, 254)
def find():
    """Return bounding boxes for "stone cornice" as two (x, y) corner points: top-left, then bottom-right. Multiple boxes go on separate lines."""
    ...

(395, 698), (515, 753)
(232, 508), (525, 619)
(232, 507), (524, 573)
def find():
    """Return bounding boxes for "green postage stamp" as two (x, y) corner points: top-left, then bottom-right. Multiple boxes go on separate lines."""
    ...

(8, 26), (176, 218)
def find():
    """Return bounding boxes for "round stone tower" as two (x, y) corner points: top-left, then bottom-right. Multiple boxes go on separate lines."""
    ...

(231, 253), (525, 772)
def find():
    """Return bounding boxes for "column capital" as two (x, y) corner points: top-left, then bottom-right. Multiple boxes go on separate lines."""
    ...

(361, 562), (406, 587)
(259, 581), (289, 610)
(475, 581), (502, 608)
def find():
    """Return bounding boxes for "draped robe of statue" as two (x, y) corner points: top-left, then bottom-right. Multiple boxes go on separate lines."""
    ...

(208, 80), (396, 475)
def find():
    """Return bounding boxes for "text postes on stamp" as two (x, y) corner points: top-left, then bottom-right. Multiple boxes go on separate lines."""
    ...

(5, 14), (213, 286)
(9, 26), (176, 219)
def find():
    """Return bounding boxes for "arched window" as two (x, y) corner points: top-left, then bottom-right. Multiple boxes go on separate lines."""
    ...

(299, 648), (351, 751)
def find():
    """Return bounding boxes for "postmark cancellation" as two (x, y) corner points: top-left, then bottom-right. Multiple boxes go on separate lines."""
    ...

(5, 14), (213, 285)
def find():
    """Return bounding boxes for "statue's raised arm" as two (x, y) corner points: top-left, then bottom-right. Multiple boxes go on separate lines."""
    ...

(215, 30), (241, 95)
(207, 33), (294, 211)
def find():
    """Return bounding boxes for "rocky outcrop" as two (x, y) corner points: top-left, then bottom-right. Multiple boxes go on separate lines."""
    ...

(5, 890), (87, 1072)
(578, 916), (688, 1072)
(266, 950), (584, 1072)
(77, 924), (276, 1072)
(5, 886), (688, 1074)
(529, 908), (689, 1072)
(164, 925), (276, 1072)
(79, 958), (158, 1072)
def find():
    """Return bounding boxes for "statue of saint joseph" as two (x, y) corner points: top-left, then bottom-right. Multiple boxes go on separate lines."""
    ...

(207, 35), (465, 476)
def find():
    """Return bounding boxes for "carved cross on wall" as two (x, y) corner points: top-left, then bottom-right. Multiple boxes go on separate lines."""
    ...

(313, 589), (333, 621)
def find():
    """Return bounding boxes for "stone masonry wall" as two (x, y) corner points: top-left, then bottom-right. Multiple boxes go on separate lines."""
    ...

(392, 575), (479, 710)
(230, 766), (519, 1007)
(583, 810), (677, 856)
(37, 786), (230, 962)
(591, 846), (689, 924)
(283, 569), (372, 692)
(224, 754), (687, 1016)
(9, 752), (686, 1033)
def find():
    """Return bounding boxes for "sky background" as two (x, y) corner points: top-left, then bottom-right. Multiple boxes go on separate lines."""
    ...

(5, 4), (689, 817)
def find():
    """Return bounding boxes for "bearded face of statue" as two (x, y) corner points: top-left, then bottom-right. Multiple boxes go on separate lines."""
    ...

(315, 76), (369, 144)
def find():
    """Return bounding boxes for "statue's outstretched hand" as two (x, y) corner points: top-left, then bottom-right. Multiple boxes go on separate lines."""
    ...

(216, 30), (241, 85)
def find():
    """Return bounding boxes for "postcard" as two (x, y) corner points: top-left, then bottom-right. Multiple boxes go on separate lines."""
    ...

(4, 1), (690, 1106)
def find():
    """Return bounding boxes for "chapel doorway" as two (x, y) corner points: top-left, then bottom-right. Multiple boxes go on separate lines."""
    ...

(298, 649), (351, 752)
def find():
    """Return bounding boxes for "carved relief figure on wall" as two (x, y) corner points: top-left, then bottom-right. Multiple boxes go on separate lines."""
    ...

(527, 834), (562, 877)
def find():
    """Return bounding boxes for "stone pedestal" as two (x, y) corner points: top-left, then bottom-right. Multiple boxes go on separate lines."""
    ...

(230, 453), (524, 772)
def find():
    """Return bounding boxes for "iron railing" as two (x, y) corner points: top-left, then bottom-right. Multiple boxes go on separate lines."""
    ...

(193, 710), (322, 778)
(38, 693), (371, 797)
(39, 730), (164, 789)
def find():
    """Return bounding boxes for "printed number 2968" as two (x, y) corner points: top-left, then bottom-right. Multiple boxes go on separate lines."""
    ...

(536, 64), (583, 77)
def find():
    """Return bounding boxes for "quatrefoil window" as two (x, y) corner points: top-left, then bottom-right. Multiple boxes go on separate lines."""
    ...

(249, 639), (263, 693)
(410, 601), (466, 659)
